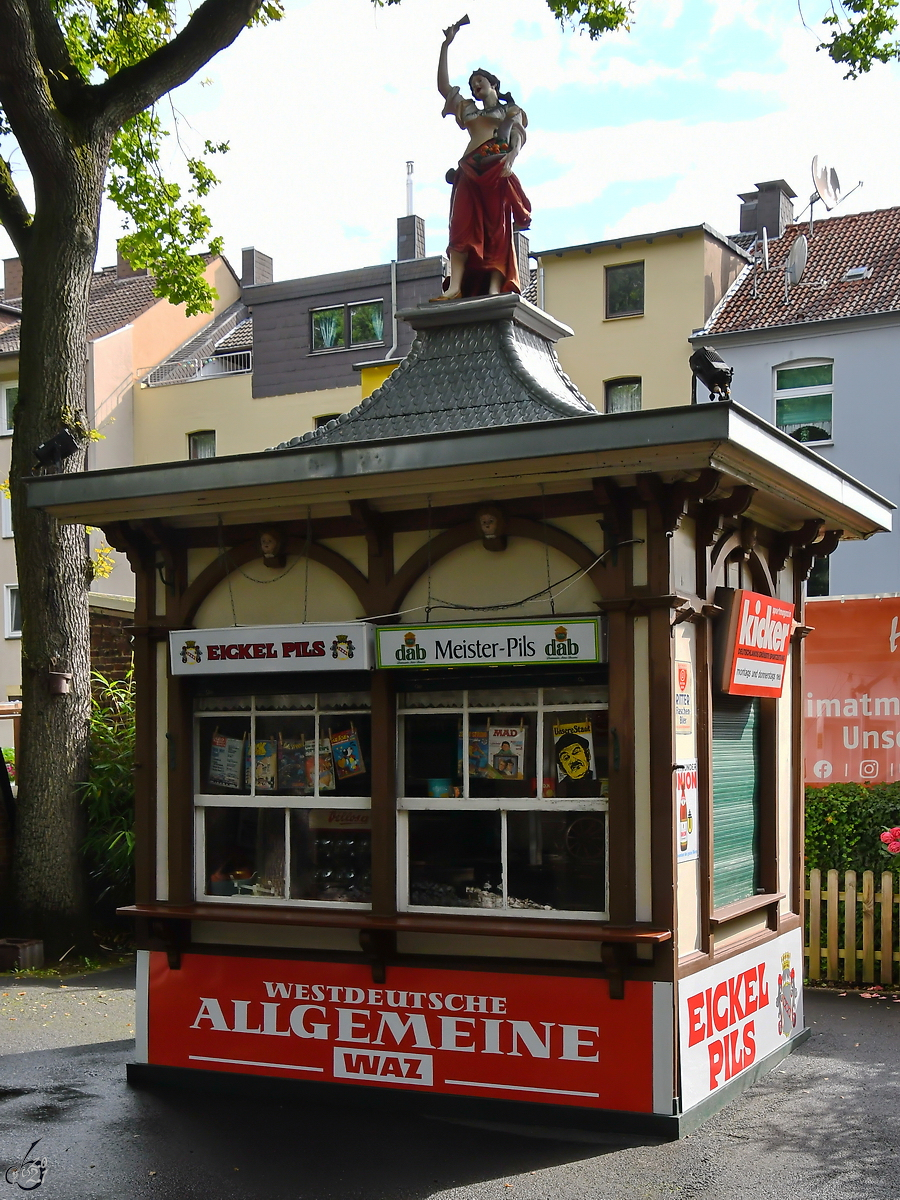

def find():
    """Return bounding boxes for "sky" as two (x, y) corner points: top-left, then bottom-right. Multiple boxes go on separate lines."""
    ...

(3, 0), (900, 280)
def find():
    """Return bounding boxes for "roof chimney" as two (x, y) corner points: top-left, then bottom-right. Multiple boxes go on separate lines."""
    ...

(738, 180), (796, 240)
(3, 258), (23, 303)
(242, 247), (273, 287)
(116, 244), (148, 279)
(397, 215), (426, 261)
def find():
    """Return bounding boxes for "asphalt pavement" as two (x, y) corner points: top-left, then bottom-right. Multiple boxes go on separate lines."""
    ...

(0, 969), (898, 1200)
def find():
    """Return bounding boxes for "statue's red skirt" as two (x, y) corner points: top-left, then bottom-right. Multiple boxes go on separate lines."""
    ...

(447, 141), (532, 296)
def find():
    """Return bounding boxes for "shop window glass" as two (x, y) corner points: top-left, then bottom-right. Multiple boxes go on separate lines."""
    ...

(605, 262), (644, 318)
(399, 685), (608, 918)
(195, 691), (371, 907)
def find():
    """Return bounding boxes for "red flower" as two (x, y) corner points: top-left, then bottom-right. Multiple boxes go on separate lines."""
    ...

(881, 830), (894, 844)
(891, 826), (900, 839)
(889, 841), (900, 854)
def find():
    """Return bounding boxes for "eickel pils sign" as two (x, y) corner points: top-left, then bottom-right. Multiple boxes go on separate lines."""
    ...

(805, 596), (900, 785)
(376, 619), (603, 669)
(146, 953), (666, 1112)
(719, 590), (794, 699)
(169, 623), (373, 675)
(678, 929), (803, 1112)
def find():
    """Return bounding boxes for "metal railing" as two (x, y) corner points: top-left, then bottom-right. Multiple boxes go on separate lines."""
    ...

(141, 349), (252, 387)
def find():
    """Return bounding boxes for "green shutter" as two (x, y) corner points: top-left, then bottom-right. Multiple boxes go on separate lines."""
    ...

(712, 694), (759, 908)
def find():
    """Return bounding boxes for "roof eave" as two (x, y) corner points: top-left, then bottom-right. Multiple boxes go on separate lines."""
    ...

(536, 223), (750, 262)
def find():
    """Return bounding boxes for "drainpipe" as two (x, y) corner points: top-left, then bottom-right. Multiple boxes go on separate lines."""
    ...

(384, 259), (398, 361)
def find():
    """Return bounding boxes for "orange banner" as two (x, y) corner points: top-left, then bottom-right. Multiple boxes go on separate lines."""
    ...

(805, 596), (900, 786)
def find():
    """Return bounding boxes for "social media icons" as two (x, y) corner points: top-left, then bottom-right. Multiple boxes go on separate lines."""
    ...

(812, 760), (833, 780)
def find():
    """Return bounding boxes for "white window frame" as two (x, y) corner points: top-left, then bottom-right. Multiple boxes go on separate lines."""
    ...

(4, 584), (21, 639)
(1, 495), (12, 539)
(773, 359), (834, 446)
(397, 686), (610, 921)
(193, 691), (372, 909)
(309, 297), (385, 355)
(0, 381), (18, 437)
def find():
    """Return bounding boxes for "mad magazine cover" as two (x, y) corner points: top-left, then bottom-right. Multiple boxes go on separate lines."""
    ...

(489, 726), (526, 780)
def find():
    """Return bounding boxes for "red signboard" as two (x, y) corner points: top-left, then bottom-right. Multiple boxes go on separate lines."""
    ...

(720, 590), (794, 699)
(147, 952), (656, 1112)
(805, 596), (900, 785)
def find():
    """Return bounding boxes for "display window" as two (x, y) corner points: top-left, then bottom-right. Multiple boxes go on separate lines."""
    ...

(194, 691), (371, 906)
(398, 684), (609, 918)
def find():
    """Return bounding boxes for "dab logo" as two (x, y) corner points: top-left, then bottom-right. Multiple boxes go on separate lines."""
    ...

(180, 639), (203, 666)
(395, 631), (426, 662)
(545, 624), (580, 658)
(330, 633), (355, 661)
(777, 951), (798, 1037)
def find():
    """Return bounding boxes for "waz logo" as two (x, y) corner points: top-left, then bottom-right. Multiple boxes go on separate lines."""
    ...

(180, 640), (203, 666)
(4, 1140), (47, 1191)
(545, 625), (580, 658)
(395, 631), (427, 662)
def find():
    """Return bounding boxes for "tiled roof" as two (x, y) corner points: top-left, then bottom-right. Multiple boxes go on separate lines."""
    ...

(272, 295), (594, 450)
(704, 207), (900, 336)
(215, 317), (252, 352)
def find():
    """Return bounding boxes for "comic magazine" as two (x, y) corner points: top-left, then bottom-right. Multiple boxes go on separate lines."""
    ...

(488, 726), (525, 780)
(330, 727), (366, 780)
(306, 737), (335, 792)
(255, 739), (278, 792)
(208, 730), (245, 790)
(468, 728), (490, 777)
(278, 734), (310, 793)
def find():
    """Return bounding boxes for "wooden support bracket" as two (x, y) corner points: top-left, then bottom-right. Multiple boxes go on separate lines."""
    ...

(696, 485), (756, 547)
(600, 942), (626, 1000)
(147, 917), (190, 970)
(359, 928), (397, 984)
(769, 518), (825, 575)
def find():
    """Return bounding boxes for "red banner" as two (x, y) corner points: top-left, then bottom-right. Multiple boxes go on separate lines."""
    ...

(147, 952), (655, 1111)
(806, 596), (900, 785)
(720, 590), (794, 699)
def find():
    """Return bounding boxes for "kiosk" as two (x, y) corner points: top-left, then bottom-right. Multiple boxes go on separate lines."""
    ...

(28, 295), (891, 1134)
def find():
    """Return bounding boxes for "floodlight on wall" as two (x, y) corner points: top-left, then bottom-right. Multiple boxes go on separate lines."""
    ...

(689, 346), (734, 402)
(33, 428), (81, 470)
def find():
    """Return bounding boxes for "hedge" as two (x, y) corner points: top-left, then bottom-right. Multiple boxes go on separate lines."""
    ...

(805, 783), (900, 875)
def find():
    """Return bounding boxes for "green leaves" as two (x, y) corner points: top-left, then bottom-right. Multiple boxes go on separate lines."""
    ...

(543, 0), (632, 37)
(819, 0), (900, 77)
(79, 671), (136, 898)
(806, 783), (900, 874)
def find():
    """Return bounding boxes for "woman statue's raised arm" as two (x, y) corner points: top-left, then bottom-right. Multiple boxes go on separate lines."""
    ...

(438, 14), (469, 98)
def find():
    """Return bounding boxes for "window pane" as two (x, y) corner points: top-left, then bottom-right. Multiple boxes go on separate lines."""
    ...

(808, 556), (830, 597)
(194, 695), (251, 712)
(5, 386), (17, 431)
(255, 693), (315, 711)
(349, 301), (384, 345)
(7, 587), (20, 635)
(542, 685), (608, 706)
(197, 717), (251, 794)
(400, 690), (464, 710)
(606, 380), (641, 413)
(469, 713), (537, 797)
(467, 688), (537, 708)
(776, 363), (832, 390)
(189, 430), (216, 459)
(408, 811), (502, 907)
(290, 809), (371, 902)
(606, 262), (644, 317)
(403, 713), (463, 797)
(322, 713), (372, 797)
(312, 307), (345, 350)
(255, 715), (316, 795)
(776, 393), (832, 442)
(204, 806), (285, 897)
(319, 691), (372, 711)
(542, 711), (608, 798)
(508, 811), (606, 912)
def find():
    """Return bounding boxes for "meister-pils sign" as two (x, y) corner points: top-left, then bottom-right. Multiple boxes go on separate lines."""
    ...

(375, 619), (603, 669)
(169, 624), (373, 675)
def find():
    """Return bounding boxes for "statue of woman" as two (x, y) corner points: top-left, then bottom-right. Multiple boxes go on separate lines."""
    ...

(435, 18), (532, 300)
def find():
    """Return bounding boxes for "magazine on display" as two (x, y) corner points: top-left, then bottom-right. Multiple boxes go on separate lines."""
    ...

(488, 726), (526, 780)
(553, 719), (595, 783)
(208, 730), (245, 790)
(278, 734), (310, 793)
(330, 726), (366, 781)
(255, 739), (277, 792)
(306, 737), (335, 792)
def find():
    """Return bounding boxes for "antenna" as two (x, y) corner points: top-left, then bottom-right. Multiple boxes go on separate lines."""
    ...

(406, 161), (414, 217)
(784, 233), (808, 304)
(762, 227), (770, 273)
(751, 227), (770, 298)
(809, 156), (842, 234)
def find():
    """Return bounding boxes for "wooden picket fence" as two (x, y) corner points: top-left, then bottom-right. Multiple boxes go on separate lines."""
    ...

(805, 869), (900, 984)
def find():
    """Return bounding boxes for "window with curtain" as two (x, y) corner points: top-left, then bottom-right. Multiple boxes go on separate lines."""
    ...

(1, 382), (18, 435)
(188, 430), (216, 460)
(605, 378), (642, 413)
(774, 361), (833, 443)
(712, 693), (759, 908)
(605, 262), (644, 318)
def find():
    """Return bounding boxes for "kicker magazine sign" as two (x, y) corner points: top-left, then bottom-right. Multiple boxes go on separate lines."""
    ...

(147, 953), (658, 1112)
(678, 929), (803, 1111)
(719, 590), (794, 699)
(805, 596), (900, 785)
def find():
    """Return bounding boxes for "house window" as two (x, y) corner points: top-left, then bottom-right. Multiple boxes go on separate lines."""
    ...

(4, 585), (21, 639)
(774, 361), (833, 444)
(605, 378), (642, 413)
(808, 556), (830, 597)
(1, 495), (12, 539)
(188, 430), (216, 460)
(1, 382), (18, 436)
(398, 684), (609, 918)
(315, 413), (341, 429)
(605, 262), (644, 318)
(194, 690), (372, 906)
(311, 301), (384, 352)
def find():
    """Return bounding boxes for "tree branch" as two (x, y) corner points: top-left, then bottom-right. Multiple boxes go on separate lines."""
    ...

(0, 0), (67, 178)
(0, 154), (33, 255)
(23, 0), (88, 105)
(90, 0), (266, 131)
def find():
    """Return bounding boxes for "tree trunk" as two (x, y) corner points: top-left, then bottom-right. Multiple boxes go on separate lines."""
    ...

(10, 137), (110, 956)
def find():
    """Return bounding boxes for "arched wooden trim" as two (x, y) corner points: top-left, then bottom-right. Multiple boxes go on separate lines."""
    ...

(707, 534), (775, 598)
(178, 536), (372, 627)
(385, 517), (605, 614)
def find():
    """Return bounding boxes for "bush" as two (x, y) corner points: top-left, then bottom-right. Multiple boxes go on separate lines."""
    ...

(805, 783), (900, 875)
(79, 671), (135, 903)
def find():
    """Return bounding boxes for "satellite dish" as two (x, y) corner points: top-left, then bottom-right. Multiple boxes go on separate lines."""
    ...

(786, 234), (808, 286)
(812, 156), (841, 211)
(762, 227), (770, 273)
